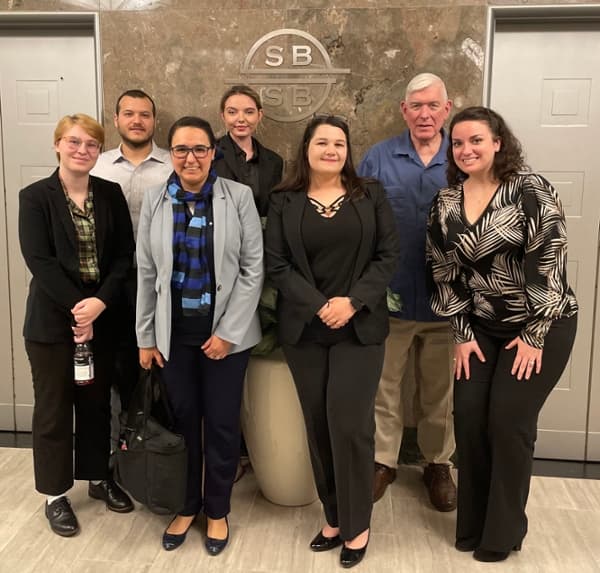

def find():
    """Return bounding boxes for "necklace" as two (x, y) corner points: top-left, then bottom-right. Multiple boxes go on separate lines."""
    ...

(307, 194), (346, 218)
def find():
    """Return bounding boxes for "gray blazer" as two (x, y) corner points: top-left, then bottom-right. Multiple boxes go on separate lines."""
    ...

(136, 176), (264, 360)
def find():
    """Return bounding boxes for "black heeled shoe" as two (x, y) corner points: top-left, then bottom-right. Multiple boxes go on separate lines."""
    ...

(310, 530), (343, 552)
(340, 532), (369, 569)
(473, 543), (521, 562)
(205, 516), (229, 556)
(162, 514), (196, 551)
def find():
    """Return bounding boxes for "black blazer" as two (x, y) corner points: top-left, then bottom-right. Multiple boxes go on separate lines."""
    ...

(265, 181), (400, 346)
(19, 169), (134, 343)
(214, 134), (284, 217)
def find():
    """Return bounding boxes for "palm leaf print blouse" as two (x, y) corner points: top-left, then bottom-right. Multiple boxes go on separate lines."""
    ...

(426, 173), (578, 349)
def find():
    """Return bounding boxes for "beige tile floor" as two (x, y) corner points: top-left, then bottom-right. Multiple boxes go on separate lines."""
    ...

(1, 447), (599, 572)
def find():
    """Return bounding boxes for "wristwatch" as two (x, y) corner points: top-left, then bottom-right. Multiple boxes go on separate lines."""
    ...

(349, 296), (365, 311)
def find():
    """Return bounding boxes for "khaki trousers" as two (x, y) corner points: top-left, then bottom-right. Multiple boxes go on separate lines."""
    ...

(375, 317), (455, 468)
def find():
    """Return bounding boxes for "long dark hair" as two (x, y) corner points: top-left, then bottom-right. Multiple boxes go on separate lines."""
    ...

(274, 115), (366, 200)
(447, 106), (527, 186)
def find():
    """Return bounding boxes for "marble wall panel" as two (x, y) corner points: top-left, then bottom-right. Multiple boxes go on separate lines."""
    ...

(98, 5), (486, 160)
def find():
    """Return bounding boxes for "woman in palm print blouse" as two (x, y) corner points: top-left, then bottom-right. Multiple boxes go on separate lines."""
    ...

(427, 107), (578, 563)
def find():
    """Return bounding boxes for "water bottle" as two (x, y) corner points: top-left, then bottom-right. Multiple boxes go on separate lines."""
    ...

(74, 342), (94, 386)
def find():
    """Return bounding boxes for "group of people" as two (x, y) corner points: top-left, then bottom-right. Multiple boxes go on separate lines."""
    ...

(18, 72), (577, 568)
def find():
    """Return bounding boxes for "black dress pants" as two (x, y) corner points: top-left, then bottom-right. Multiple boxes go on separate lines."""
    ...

(283, 325), (384, 540)
(161, 344), (250, 517)
(454, 314), (577, 552)
(25, 339), (113, 495)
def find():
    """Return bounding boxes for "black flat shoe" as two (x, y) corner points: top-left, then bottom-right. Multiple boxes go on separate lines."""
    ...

(310, 531), (343, 552)
(45, 496), (79, 537)
(473, 544), (521, 562)
(162, 514), (197, 551)
(205, 516), (229, 556)
(340, 535), (369, 569)
(88, 479), (134, 513)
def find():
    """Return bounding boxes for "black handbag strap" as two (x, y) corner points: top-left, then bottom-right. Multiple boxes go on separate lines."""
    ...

(124, 366), (176, 441)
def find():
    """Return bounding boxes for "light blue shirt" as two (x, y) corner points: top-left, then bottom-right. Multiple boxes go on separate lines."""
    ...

(358, 129), (449, 322)
(91, 141), (172, 239)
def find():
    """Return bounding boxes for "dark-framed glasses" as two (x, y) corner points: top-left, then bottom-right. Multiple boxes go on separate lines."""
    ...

(170, 144), (213, 159)
(61, 136), (101, 153)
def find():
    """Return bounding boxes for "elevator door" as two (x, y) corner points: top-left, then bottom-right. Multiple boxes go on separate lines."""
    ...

(0, 23), (99, 430)
(489, 19), (600, 459)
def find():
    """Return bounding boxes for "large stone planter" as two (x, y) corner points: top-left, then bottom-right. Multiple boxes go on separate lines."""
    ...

(241, 349), (318, 506)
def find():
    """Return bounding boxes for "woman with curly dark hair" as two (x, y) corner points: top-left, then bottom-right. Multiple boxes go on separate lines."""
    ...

(427, 106), (578, 562)
(265, 115), (399, 568)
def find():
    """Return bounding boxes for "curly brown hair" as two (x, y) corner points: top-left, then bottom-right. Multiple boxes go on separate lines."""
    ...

(447, 106), (527, 186)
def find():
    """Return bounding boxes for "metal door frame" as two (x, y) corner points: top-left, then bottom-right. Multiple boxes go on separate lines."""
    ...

(0, 11), (102, 431)
(483, 4), (600, 460)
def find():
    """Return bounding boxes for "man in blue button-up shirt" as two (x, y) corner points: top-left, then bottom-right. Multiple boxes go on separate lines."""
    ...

(358, 73), (456, 512)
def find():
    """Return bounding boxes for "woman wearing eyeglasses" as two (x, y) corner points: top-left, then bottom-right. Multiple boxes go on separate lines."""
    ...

(265, 115), (400, 568)
(214, 85), (283, 218)
(136, 116), (263, 555)
(18, 114), (135, 537)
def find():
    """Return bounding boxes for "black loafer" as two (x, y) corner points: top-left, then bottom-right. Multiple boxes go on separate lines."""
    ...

(205, 516), (229, 556)
(88, 478), (134, 513)
(45, 496), (80, 537)
(162, 515), (196, 551)
(473, 543), (521, 562)
(310, 531), (343, 552)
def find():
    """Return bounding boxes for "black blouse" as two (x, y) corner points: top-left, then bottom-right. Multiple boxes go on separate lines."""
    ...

(426, 172), (578, 349)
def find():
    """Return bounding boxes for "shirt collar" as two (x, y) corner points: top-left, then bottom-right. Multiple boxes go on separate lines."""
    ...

(393, 128), (449, 167)
(114, 141), (169, 164)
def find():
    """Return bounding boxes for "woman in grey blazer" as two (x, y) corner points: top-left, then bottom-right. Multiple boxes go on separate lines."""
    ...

(136, 116), (263, 556)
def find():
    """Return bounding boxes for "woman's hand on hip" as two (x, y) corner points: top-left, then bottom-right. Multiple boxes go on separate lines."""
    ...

(71, 297), (106, 327)
(139, 347), (164, 369)
(454, 340), (486, 381)
(505, 336), (543, 380)
(201, 335), (232, 360)
(317, 297), (355, 329)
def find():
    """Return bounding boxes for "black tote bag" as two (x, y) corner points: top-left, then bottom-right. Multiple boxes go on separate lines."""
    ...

(114, 367), (187, 514)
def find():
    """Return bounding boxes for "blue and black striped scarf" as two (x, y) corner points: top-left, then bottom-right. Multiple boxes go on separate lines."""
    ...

(167, 170), (215, 316)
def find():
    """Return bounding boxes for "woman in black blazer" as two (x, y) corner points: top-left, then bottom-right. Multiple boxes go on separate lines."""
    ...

(214, 85), (283, 217)
(265, 115), (400, 568)
(18, 114), (135, 537)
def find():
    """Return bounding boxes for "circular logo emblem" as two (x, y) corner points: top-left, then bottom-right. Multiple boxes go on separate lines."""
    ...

(230, 29), (350, 123)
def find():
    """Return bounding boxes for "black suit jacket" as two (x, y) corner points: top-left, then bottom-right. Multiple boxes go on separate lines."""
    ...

(214, 134), (284, 217)
(19, 169), (135, 343)
(265, 181), (400, 345)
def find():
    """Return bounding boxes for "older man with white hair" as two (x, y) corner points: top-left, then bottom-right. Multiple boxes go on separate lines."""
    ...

(358, 73), (456, 511)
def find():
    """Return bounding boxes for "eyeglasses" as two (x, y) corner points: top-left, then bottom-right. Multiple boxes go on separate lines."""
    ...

(170, 145), (213, 159)
(61, 137), (101, 153)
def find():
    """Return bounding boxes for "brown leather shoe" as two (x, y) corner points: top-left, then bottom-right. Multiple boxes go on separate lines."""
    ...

(373, 462), (396, 502)
(423, 463), (457, 512)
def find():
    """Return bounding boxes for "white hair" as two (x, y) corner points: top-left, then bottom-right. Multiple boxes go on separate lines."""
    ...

(405, 73), (448, 101)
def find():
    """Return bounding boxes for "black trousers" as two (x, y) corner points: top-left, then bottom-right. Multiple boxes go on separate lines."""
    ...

(25, 339), (113, 495)
(283, 325), (384, 540)
(454, 314), (577, 552)
(161, 344), (250, 517)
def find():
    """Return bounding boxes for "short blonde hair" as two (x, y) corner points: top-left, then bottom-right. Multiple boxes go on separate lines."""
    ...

(54, 113), (104, 161)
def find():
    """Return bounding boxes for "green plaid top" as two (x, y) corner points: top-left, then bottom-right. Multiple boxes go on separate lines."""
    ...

(64, 185), (100, 283)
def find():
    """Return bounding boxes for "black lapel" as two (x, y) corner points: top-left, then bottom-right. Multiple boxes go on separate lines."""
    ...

(48, 169), (77, 250)
(350, 193), (375, 284)
(282, 192), (315, 285)
(219, 135), (244, 182)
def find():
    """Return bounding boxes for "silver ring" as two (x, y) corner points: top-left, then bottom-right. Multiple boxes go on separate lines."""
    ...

(528, 360), (535, 365)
